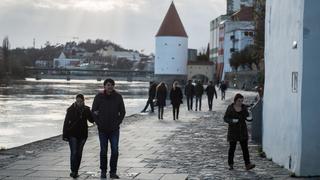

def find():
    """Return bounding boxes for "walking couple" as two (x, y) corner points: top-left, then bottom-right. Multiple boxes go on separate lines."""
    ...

(62, 78), (125, 179)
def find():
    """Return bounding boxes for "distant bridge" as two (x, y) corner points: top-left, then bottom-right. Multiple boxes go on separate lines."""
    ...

(24, 67), (154, 81)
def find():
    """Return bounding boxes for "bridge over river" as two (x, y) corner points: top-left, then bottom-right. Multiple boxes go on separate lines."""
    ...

(24, 67), (154, 81)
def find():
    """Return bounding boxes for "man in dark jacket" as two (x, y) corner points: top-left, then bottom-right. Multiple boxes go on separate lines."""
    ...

(194, 81), (204, 111)
(205, 81), (218, 111)
(220, 81), (227, 100)
(141, 81), (157, 113)
(92, 79), (126, 179)
(184, 80), (194, 111)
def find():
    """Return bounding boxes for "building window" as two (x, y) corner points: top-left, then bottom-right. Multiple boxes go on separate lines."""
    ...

(244, 31), (254, 37)
(164, 43), (168, 46)
(171, 57), (175, 60)
(178, 44), (181, 46)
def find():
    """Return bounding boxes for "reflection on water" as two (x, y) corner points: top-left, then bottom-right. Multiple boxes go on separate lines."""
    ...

(0, 79), (148, 149)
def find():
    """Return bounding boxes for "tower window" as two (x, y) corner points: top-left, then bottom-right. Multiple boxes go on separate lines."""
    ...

(171, 57), (175, 60)
(178, 44), (181, 46)
(164, 43), (168, 46)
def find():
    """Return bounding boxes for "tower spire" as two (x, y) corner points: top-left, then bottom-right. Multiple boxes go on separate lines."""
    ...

(156, 2), (187, 37)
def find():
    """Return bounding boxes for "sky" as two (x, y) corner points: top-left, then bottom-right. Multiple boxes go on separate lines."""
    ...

(0, 0), (226, 54)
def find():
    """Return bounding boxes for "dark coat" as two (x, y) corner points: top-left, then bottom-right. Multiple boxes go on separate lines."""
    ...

(91, 90), (126, 133)
(170, 87), (183, 106)
(205, 84), (217, 98)
(149, 83), (157, 99)
(194, 84), (204, 97)
(62, 104), (94, 141)
(220, 83), (227, 92)
(223, 104), (249, 142)
(156, 86), (167, 106)
(184, 83), (194, 97)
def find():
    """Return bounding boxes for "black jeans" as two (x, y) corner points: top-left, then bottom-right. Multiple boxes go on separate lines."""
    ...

(195, 96), (202, 111)
(68, 137), (87, 173)
(99, 130), (120, 174)
(228, 140), (251, 166)
(158, 105), (164, 119)
(207, 95), (213, 110)
(186, 96), (193, 110)
(221, 90), (226, 100)
(141, 98), (154, 112)
(172, 104), (180, 120)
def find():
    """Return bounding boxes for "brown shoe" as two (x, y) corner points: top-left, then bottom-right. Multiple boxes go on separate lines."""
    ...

(245, 163), (255, 170)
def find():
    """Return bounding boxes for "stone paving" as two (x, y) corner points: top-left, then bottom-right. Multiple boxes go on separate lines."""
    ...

(0, 89), (318, 180)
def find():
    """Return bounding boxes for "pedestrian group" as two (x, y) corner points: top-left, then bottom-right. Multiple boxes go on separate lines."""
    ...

(62, 78), (255, 179)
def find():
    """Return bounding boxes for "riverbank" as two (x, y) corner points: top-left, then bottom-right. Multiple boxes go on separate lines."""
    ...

(0, 113), (144, 168)
(1, 89), (306, 180)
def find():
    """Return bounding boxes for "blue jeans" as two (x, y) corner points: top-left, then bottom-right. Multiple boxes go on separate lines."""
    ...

(98, 129), (120, 174)
(68, 137), (87, 172)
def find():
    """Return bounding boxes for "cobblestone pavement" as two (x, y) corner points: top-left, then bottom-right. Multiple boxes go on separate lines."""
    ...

(0, 90), (318, 180)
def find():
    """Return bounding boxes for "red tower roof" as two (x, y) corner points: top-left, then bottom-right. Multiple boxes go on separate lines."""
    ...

(156, 2), (188, 37)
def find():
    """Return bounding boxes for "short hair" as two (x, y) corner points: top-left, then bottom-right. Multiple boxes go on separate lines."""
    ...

(76, 94), (84, 100)
(234, 93), (244, 103)
(104, 78), (115, 86)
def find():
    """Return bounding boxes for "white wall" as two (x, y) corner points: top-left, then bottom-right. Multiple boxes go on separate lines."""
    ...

(155, 36), (188, 75)
(264, 0), (320, 176)
(300, 0), (320, 176)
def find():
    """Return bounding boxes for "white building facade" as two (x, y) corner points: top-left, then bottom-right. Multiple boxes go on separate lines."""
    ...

(53, 52), (83, 68)
(155, 2), (188, 77)
(263, 0), (320, 176)
(155, 37), (188, 75)
(223, 21), (254, 74)
(97, 45), (141, 62)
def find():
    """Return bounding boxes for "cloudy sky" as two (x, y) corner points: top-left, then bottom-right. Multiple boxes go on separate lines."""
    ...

(0, 0), (226, 54)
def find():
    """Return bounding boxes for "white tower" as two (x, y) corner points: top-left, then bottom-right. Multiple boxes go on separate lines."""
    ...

(155, 2), (188, 78)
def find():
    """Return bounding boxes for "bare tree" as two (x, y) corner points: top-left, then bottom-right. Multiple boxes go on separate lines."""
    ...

(2, 36), (10, 75)
(253, 0), (266, 70)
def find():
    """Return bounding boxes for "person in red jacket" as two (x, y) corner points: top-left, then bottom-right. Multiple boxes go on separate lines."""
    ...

(92, 79), (126, 179)
(63, 94), (93, 178)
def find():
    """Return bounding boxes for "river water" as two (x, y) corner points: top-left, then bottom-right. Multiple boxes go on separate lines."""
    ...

(0, 78), (149, 149)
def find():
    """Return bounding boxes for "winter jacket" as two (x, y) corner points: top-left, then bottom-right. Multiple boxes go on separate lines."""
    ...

(184, 83), (195, 97)
(223, 104), (249, 142)
(170, 87), (183, 106)
(156, 86), (167, 106)
(91, 90), (126, 133)
(194, 84), (204, 97)
(62, 103), (93, 141)
(205, 85), (217, 98)
(149, 84), (157, 99)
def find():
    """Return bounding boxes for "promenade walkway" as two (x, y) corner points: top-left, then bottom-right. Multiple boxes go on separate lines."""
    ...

(0, 90), (311, 179)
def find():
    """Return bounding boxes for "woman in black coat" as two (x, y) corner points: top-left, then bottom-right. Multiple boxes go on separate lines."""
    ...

(156, 82), (167, 120)
(170, 81), (183, 120)
(223, 93), (255, 171)
(63, 94), (94, 178)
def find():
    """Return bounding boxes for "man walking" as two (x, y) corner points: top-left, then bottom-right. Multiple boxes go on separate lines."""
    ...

(141, 81), (157, 113)
(194, 81), (204, 111)
(92, 79), (126, 179)
(220, 81), (227, 100)
(184, 80), (195, 111)
(205, 81), (218, 111)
